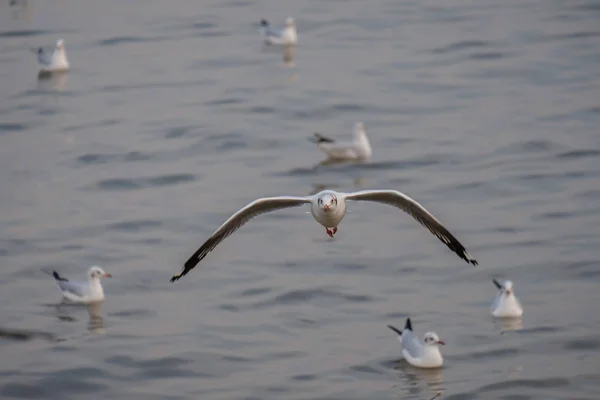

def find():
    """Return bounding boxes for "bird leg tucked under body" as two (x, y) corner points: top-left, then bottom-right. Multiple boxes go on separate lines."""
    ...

(325, 227), (338, 237)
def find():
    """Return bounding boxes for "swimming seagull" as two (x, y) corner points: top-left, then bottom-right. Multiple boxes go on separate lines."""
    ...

(491, 279), (523, 318)
(260, 17), (298, 45)
(170, 189), (477, 282)
(46, 266), (111, 304)
(310, 122), (372, 161)
(387, 318), (445, 368)
(35, 38), (70, 72)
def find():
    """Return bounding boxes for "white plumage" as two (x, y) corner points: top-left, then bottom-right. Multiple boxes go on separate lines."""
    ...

(48, 266), (111, 304)
(310, 122), (372, 161)
(36, 38), (70, 72)
(171, 189), (477, 281)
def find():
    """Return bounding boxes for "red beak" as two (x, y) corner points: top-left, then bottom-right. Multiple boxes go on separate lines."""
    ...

(323, 205), (329, 212)
(437, 340), (445, 345)
(104, 273), (112, 278)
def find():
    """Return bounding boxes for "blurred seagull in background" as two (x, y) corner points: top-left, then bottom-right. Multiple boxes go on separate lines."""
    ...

(260, 17), (298, 45)
(35, 38), (69, 72)
(310, 122), (372, 162)
(491, 279), (523, 318)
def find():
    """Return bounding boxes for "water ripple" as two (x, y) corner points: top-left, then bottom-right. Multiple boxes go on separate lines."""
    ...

(0, 29), (47, 37)
(431, 40), (492, 54)
(97, 35), (173, 46)
(94, 173), (196, 191)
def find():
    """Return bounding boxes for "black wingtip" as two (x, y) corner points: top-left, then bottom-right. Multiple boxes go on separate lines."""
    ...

(461, 249), (478, 266)
(387, 325), (403, 336)
(52, 271), (68, 282)
(493, 278), (502, 290)
(260, 19), (268, 26)
(171, 255), (202, 282)
(404, 318), (413, 331)
(313, 133), (334, 144)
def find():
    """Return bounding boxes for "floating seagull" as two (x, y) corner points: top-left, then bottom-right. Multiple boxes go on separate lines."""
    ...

(171, 189), (477, 282)
(309, 122), (372, 162)
(387, 318), (445, 369)
(491, 279), (523, 318)
(46, 266), (111, 304)
(35, 38), (69, 73)
(260, 17), (298, 45)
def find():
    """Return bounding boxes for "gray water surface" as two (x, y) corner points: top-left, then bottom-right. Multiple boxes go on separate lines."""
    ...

(1, 0), (599, 399)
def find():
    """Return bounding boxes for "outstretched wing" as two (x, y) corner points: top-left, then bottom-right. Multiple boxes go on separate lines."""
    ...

(172, 196), (312, 282)
(342, 190), (478, 266)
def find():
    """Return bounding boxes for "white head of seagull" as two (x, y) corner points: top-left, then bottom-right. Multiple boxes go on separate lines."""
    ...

(317, 191), (338, 212)
(387, 318), (445, 369)
(171, 189), (477, 282)
(88, 265), (111, 280)
(491, 279), (523, 318)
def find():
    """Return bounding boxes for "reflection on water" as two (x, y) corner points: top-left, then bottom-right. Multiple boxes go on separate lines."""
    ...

(86, 303), (106, 334)
(392, 361), (444, 400)
(495, 317), (524, 334)
(37, 71), (68, 92)
(283, 45), (295, 67)
(8, 0), (30, 21)
(317, 157), (369, 168)
(52, 302), (106, 334)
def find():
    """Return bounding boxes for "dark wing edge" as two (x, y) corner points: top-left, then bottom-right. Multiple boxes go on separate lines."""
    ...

(387, 324), (403, 336)
(171, 196), (311, 282)
(309, 133), (335, 144)
(42, 268), (69, 282)
(493, 278), (502, 289)
(344, 190), (478, 266)
(53, 271), (69, 282)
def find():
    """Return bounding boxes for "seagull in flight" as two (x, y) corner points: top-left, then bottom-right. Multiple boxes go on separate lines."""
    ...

(309, 122), (372, 161)
(46, 266), (111, 304)
(260, 17), (298, 45)
(35, 38), (70, 72)
(171, 189), (478, 282)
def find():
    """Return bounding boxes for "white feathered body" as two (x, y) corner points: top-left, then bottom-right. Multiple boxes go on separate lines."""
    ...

(491, 292), (523, 318)
(38, 40), (69, 72)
